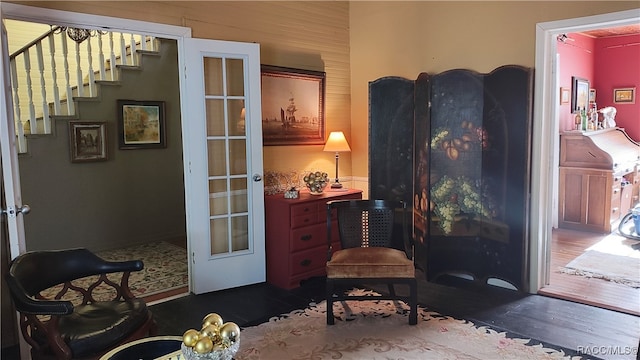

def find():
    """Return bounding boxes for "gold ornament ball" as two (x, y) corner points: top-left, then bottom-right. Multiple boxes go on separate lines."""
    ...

(202, 313), (224, 328)
(219, 322), (240, 343)
(182, 329), (200, 348)
(201, 324), (221, 342)
(194, 336), (214, 354)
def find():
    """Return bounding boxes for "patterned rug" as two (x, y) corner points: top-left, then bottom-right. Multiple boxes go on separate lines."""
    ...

(560, 233), (640, 288)
(40, 241), (188, 303)
(236, 289), (582, 360)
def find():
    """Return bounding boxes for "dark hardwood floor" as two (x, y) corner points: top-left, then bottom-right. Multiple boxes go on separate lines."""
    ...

(3, 272), (638, 359)
(149, 272), (640, 360)
(4, 231), (639, 359)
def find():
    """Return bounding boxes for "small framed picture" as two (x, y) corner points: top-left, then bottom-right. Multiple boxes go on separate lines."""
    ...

(571, 76), (589, 113)
(117, 100), (167, 149)
(613, 87), (635, 104)
(560, 87), (570, 104)
(69, 122), (108, 163)
(589, 89), (596, 103)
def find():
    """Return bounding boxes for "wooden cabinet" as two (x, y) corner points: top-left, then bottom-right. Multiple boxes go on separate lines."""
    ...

(558, 167), (618, 233)
(558, 128), (640, 233)
(265, 189), (362, 289)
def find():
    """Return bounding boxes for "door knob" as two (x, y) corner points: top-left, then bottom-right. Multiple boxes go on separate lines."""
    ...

(2, 204), (31, 216)
(253, 174), (262, 182)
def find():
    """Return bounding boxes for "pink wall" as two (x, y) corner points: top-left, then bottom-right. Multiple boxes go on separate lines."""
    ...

(558, 34), (595, 132)
(558, 33), (640, 141)
(594, 34), (640, 142)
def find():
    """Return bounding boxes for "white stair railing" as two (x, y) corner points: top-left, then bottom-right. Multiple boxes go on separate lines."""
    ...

(9, 25), (157, 153)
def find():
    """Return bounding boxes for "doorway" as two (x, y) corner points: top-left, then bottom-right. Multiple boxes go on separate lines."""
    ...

(531, 8), (640, 313)
(3, 18), (190, 302)
(1, 3), (267, 296)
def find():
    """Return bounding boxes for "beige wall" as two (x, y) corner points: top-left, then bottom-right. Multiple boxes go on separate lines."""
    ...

(7, 1), (640, 198)
(349, 1), (640, 193)
(9, 0), (352, 185)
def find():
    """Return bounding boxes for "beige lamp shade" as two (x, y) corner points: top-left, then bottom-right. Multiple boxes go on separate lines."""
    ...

(323, 131), (351, 153)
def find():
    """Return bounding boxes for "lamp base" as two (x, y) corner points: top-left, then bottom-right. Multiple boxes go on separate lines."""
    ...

(331, 182), (343, 189)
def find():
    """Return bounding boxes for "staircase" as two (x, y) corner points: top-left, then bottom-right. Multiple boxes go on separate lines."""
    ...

(9, 25), (159, 153)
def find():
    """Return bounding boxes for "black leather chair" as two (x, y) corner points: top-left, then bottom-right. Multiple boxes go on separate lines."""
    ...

(5, 248), (157, 360)
(325, 199), (417, 325)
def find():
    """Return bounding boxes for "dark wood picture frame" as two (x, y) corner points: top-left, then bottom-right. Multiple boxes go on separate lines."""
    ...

(571, 76), (589, 114)
(117, 100), (166, 149)
(260, 65), (325, 146)
(69, 122), (108, 163)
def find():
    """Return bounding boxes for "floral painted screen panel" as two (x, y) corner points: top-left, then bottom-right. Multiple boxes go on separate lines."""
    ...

(413, 66), (533, 290)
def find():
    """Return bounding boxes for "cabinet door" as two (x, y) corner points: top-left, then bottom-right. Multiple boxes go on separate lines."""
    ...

(559, 167), (613, 233)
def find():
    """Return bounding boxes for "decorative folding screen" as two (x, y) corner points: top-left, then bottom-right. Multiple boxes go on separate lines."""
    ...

(369, 66), (533, 290)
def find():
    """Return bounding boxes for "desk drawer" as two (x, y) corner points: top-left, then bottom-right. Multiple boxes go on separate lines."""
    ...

(291, 202), (319, 217)
(291, 213), (319, 229)
(291, 223), (326, 252)
(291, 247), (327, 276)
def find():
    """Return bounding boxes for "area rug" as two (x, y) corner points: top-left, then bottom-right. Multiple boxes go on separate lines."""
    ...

(40, 241), (188, 303)
(559, 233), (640, 288)
(235, 289), (581, 360)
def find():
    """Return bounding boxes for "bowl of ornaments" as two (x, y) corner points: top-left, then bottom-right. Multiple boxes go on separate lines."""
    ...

(181, 313), (240, 360)
(303, 171), (329, 195)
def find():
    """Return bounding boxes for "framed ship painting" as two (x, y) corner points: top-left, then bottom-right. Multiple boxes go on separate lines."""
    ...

(260, 65), (325, 146)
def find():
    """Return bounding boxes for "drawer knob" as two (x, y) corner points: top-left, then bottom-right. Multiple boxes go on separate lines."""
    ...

(300, 259), (311, 267)
(612, 207), (618, 213)
(300, 235), (312, 241)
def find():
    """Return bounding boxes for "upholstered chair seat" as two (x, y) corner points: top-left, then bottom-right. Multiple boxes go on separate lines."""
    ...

(325, 200), (418, 325)
(326, 247), (415, 279)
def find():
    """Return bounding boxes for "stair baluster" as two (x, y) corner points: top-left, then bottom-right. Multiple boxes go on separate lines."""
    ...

(129, 33), (137, 66)
(87, 37), (95, 97)
(23, 49), (37, 134)
(48, 33), (61, 116)
(60, 33), (74, 116)
(74, 41), (83, 97)
(98, 33), (106, 81)
(35, 41), (51, 134)
(119, 33), (127, 66)
(109, 32), (117, 81)
(10, 60), (27, 153)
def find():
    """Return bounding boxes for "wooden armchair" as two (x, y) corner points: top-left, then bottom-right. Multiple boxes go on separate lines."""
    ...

(325, 199), (417, 325)
(5, 248), (157, 360)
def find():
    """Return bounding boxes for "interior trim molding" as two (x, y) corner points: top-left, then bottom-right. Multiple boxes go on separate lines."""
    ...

(531, 8), (640, 293)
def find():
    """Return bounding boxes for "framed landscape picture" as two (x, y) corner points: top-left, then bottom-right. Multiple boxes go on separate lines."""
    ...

(117, 100), (166, 149)
(613, 87), (635, 104)
(69, 122), (107, 163)
(260, 65), (325, 146)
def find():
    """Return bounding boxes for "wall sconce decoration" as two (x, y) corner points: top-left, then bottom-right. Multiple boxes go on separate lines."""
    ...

(323, 131), (351, 189)
(53, 25), (106, 44)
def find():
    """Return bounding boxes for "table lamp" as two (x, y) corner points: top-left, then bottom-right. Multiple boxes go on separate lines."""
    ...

(323, 131), (351, 189)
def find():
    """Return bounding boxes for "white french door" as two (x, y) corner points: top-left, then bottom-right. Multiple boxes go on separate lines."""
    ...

(1, 20), (27, 260)
(183, 38), (265, 294)
(1, 3), (266, 296)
